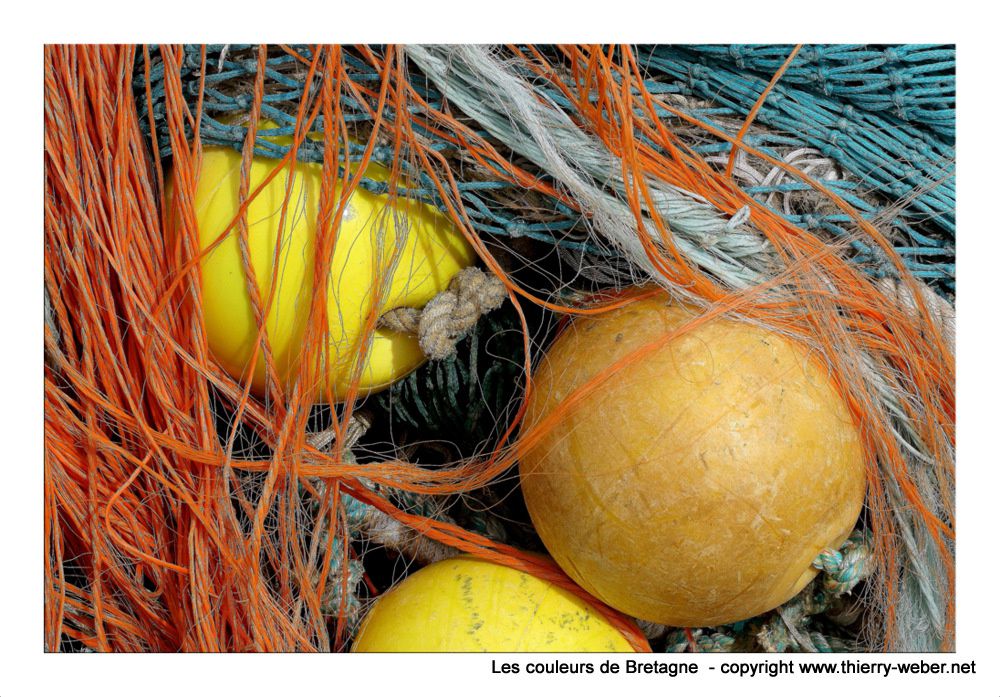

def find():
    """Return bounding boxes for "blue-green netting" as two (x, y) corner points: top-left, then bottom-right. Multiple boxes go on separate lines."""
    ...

(682, 44), (955, 139)
(134, 44), (954, 294)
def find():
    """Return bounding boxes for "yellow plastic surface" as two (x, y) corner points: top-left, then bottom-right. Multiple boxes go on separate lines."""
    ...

(351, 556), (636, 652)
(184, 132), (474, 400)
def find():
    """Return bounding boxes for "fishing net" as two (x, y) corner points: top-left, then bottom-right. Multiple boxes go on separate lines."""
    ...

(44, 44), (955, 653)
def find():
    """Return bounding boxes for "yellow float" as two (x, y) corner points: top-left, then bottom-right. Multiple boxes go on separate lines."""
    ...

(351, 556), (636, 652)
(179, 127), (475, 400)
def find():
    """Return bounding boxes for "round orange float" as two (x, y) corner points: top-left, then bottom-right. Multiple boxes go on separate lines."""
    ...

(518, 292), (867, 627)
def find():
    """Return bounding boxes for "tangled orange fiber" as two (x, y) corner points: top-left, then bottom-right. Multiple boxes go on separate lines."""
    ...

(44, 44), (954, 652)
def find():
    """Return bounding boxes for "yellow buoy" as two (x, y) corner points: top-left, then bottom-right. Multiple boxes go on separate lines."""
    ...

(178, 130), (474, 400)
(351, 556), (636, 652)
(518, 293), (866, 627)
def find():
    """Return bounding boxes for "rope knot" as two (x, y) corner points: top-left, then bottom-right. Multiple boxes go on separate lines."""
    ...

(378, 267), (507, 360)
(812, 529), (874, 596)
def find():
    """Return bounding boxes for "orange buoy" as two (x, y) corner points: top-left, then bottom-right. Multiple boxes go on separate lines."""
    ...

(518, 293), (866, 626)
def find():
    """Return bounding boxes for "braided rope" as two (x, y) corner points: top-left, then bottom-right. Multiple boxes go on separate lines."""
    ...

(378, 268), (507, 360)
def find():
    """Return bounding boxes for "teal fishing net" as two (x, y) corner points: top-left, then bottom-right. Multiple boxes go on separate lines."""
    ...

(638, 46), (954, 288)
(134, 44), (955, 296)
(681, 44), (955, 138)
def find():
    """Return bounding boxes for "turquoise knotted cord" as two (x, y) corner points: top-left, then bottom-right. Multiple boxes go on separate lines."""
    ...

(682, 45), (955, 138)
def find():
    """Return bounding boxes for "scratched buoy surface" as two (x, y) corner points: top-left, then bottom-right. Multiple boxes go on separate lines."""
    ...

(518, 293), (867, 627)
(351, 556), (635, 652)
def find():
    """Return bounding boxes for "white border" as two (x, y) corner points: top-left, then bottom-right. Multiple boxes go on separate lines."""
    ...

(5, 2), (997, 695)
